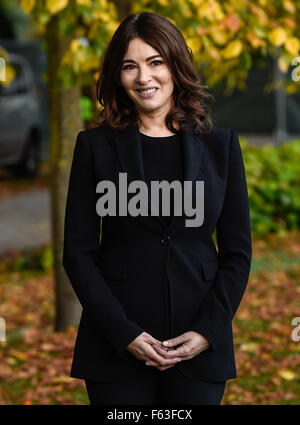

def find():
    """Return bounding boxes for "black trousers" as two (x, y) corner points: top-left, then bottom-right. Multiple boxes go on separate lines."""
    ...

(85, 365), (226, 405)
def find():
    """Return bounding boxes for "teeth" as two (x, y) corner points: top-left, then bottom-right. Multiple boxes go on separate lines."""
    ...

(139, 88), (157, 94)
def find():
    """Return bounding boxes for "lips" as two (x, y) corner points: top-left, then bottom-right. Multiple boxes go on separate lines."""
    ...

(136, 87), (158, 91)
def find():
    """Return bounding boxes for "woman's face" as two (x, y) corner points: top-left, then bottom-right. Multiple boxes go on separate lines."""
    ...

(120, 37), (174, 115)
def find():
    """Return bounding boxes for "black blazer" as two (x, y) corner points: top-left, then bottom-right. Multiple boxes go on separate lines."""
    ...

(62, 122), (252, 382)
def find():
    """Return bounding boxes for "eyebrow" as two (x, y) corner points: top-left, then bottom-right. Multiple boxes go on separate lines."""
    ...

(121, 55), (162, 65)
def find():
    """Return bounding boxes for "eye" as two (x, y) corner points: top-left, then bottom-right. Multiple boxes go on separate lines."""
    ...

(122, 60), (163, 70)
(151, 60), (163, 66)
(122, 64), (135, 70)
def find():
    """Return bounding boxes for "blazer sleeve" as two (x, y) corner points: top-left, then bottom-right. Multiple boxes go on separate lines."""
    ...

(189, 129), (252, 351)
(62, 131), (145, 358)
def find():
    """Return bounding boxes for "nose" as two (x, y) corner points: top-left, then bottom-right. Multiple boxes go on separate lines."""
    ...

(136, 65), (152, 85)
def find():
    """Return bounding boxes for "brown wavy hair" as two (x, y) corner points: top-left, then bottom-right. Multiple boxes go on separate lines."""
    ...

(95, 11), (214, 135)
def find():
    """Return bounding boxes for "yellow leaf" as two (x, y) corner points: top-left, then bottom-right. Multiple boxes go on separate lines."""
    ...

(10, 350), (28, 361)
(187, 37), (202, 54)
(209, 47), (221, 61)
(92, 10), (111, 22)
(106, 21), (119, 35)
(278, 369), (296, 380)
(157, 0), (169, 6)
(1, 63), (16, 86)
(286, 84), (299, 94)
(285, 37), (300, 56)
(268, 28), (287, 47)
(238, 310), (250, 319)
(197, 1), (225, 21)
(250, 298), (264, 306)
(20, 0), (35, 13)
(222, 40), (243, 59)
(227, 393), (237, 400)
(76, 0), (92, 5)
(240, 342), (259, 353)
(52, 375), (73, 384)
(210, 28), (228, 46)
(261, 352), (271, 359)
(246, 32), (265, 49)
(283, 0), (296, 14)
(278, 56), (289, 73)
(61, 50), (73, 67)
(292, 344), (300, 351)
(70, 39), (80, 53)
(46, 0), (68, 15)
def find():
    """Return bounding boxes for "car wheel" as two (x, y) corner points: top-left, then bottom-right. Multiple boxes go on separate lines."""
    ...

(14, 138), (41, 178)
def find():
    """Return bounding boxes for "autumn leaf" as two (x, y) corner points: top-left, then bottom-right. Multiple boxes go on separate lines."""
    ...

(20, 0), (35, 13)
(222, 40), (243, 59)
(268, 27), (287, 47)
(277, 56), (289, 73)
(240, 342), (259, 353)
(46, 0), (69, 15)
(284, 37), (299, 56)
(76, 0), (92, 6)
(277, 369), (296, 380)
(283, 0), (296, 14)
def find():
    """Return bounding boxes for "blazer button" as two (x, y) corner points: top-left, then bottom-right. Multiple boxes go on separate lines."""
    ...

(161, 234), (170, 245)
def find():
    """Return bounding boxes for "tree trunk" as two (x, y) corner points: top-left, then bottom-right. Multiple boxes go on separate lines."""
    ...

(113, 0), (131, 20)
(46, 15), (83, 331)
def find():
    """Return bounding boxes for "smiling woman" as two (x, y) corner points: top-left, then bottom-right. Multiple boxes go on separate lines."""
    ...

(95, 12), (214, 137)
(119, 38), (175, 134)
(63, 11), (251, 406)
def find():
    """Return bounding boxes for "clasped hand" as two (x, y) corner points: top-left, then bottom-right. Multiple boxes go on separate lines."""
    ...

(126, 331), (210, 371)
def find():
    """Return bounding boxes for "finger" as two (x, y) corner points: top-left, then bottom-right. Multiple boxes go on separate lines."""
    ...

(157, 364), (175, 371)
(147, 335), (162, 345)
(146, 360), (181, 369)
(151, 344), (180, 358)
(162, 333), (189, 348)
(146, 345), (175, 365)
(146, 356), (182, 366)
(153, 342), (182, 358)
(169, 342), (192, 357)
(154, 345), (171, 353)
(163, 341), (193, 358)
(152, 343), (175, 352)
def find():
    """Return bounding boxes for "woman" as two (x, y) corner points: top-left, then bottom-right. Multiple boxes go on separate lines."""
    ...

(63, 11), (252, 405)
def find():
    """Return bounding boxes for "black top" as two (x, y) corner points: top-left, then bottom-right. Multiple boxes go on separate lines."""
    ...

(140, 131), (184, 226)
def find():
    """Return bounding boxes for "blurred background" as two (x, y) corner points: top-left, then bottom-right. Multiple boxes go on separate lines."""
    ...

(0, 0), (300, 405)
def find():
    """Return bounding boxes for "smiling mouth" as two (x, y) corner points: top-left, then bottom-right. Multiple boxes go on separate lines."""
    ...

(136, 88), (158, 94)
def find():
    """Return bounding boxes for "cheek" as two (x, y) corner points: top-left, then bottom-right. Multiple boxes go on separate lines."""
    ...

(159, 70), (174, 88)
(120, 73), (133, 89)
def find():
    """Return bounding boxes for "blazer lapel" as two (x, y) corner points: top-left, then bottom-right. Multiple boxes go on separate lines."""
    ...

(114, 122), (205, 230)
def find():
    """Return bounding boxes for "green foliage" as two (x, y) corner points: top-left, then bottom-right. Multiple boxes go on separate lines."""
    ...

(17, 0), (300, 94)
(243, 137), (300, 236)
(80, 95), (93, 121)
(10, 245), (53, 272)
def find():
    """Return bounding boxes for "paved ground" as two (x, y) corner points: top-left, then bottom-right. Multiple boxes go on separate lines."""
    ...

(0, 189), (50, 256)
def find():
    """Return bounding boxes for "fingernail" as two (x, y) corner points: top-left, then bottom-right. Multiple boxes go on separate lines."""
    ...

(163, 341), (168, 346)
(145, 362), (149, 366)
